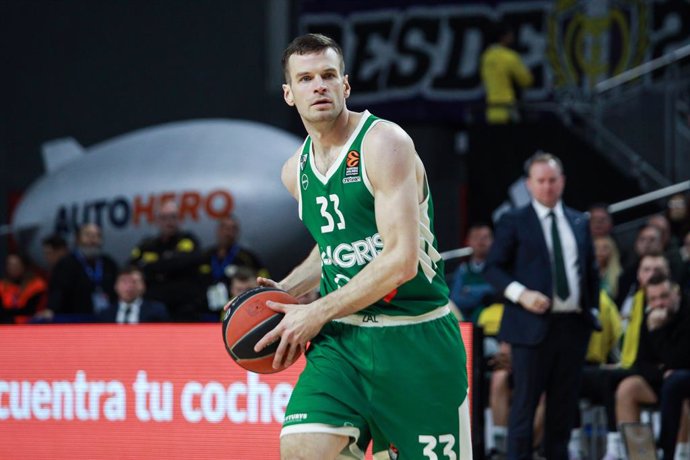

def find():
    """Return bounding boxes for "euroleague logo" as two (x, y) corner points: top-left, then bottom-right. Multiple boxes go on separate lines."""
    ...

(346, 150), (360, 168)
(343, 150), (362, 184)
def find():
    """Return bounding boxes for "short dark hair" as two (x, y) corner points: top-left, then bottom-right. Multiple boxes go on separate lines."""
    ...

(118, 265), (143, 278)
(282, 33), (344, 83)
(41, 234), (68, 250)
(588, 202), (610, 213)
(230, 265), (257, 282)
(467, 222), (492, 234)
(524, 152), (564, 176)
(646, 272), (671, 288)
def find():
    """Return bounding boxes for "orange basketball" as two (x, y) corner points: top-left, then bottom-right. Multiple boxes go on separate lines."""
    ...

(222, 287), (300, 374)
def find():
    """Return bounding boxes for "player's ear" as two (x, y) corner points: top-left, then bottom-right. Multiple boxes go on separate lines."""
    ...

(283, 83), (295, 106)
(343, 74), (351, 99)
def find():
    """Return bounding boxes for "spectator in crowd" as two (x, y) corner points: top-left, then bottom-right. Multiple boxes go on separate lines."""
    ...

(228, 265), (259, 298)
(46, 223), (118, 321)
(41, 234), (69, 274)
(484, 152), (600, 460)
(647, 213), (684, 282)
(0, 253), (47, 324)
(588, 203), (626, 269)
(199, 215), (268, 314)
(97, 266), (169, 324)
(666, 192), (690, 243)
(608, 273), (690, 460)
(130, 200), (202, 322)
(449, 223), (496, 321)
(595, 236), (622, 299)
(616, 225), (663, 307)
(594, 254), (670, 460)
(680, 230), (690, 295)
(480, 22), (533, 124)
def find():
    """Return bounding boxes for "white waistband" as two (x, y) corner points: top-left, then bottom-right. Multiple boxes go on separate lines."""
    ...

(332, 304), (451, 327)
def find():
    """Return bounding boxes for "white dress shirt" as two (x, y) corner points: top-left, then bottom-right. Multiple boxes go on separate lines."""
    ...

(504, 200), (581, 312)
(116, 298), (142, 324)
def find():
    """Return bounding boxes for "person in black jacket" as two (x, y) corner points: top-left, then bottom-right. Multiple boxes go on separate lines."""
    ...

(129, 200), (202, 322)
(613, 273), (690, 459)
(46, 223), (118, 321)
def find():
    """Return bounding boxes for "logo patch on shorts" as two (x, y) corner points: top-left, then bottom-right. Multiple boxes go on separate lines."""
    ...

(388, 443), (399, 460)
(284, 413), (308, 423)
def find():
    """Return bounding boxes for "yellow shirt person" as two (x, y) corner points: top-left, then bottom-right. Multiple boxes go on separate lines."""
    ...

(480, 30), (533, 124)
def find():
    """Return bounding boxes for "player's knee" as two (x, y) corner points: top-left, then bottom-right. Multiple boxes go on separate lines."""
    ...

(280, 432), (349, 460)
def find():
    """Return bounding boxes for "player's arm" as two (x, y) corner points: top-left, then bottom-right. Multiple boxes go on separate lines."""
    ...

(256, 122), (422, 367)
(258, 245), (321, 299)
(255, 148), (321, 298)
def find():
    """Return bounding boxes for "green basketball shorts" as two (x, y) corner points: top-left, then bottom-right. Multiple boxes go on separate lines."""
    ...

(281, 305), (472, 459)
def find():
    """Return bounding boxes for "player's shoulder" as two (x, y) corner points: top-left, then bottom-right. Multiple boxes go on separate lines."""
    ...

(363, 117), (415, 158)
(280, 144), (303, 198)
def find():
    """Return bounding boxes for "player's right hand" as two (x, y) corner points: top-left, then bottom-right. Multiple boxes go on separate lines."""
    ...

(257, 277), (284, 290)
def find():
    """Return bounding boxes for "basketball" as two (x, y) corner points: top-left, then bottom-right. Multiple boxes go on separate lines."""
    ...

(222, 286), (300, 374)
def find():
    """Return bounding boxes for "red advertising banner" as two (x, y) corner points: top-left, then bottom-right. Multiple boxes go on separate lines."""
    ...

(0, 323), (473, 459)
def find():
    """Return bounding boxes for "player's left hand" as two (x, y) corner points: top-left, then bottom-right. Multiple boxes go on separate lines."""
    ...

(254, 300), (325, 369)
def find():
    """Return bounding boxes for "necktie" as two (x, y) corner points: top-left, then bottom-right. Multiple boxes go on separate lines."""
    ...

(121, 304), (132, 324)
(549, 211), (570, 300)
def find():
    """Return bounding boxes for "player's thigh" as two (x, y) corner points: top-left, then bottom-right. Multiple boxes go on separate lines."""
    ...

(371, 315), (471, 459)
(281, 432), (351, 460)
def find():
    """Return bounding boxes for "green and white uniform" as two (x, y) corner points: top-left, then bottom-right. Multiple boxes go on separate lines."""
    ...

(282, 111), (471, 460)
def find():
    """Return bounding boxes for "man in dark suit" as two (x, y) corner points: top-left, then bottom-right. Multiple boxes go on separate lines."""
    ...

(484, 152), (600, 460)
(98, 267), (169, 323)
(46, 223), (119, 322)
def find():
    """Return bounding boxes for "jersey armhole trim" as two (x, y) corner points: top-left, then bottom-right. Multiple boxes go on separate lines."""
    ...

(360, 119), (383, 197)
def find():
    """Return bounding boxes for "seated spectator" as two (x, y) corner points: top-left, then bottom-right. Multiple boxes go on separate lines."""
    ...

(97, 267), (169, 324)
(199, 215), (268, 313)
(0, 253), (47, 324)
(595, 236), (622, 299)
(647, 213), (684, 283)
(681, 230), (690, 296)
(666, 193), (690, 243)
(41, 234), (69, 273)
(228, 265), (259, 298)
(130, 200), (202, 322)
(46, 223), (118, 322)
(610, 273), (690, 460)
(449, 223), (496, 322)
(617, 226), (663, 308)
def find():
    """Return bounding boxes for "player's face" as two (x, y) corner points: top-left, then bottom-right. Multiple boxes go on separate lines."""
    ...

(526, 160), (564, 209)
(283, 49), (350, 124)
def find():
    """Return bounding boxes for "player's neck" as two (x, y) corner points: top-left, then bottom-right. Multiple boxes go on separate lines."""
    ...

(306, 109), (360, 158)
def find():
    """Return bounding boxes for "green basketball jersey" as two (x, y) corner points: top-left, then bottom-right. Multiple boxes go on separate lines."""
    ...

(297, 111), (449, 316)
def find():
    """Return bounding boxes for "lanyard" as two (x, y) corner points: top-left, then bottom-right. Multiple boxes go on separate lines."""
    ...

(73, 250), (103, 286)
(211, 245), (240, 281)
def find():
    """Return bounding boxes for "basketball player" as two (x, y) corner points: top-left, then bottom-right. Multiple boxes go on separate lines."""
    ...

(243, 34), (470, 459)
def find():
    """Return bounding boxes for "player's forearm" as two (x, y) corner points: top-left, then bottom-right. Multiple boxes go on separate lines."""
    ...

(312, 247), (417, 321)
(279, 245), (322, 298)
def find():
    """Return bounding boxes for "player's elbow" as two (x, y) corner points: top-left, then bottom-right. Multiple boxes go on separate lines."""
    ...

(391, 252), (418, 285)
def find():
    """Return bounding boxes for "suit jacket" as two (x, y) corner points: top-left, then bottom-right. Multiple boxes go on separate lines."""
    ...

(484, 203), (600, 345)
(98, 299), (170, 323)
(47, 252), (118, 315)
